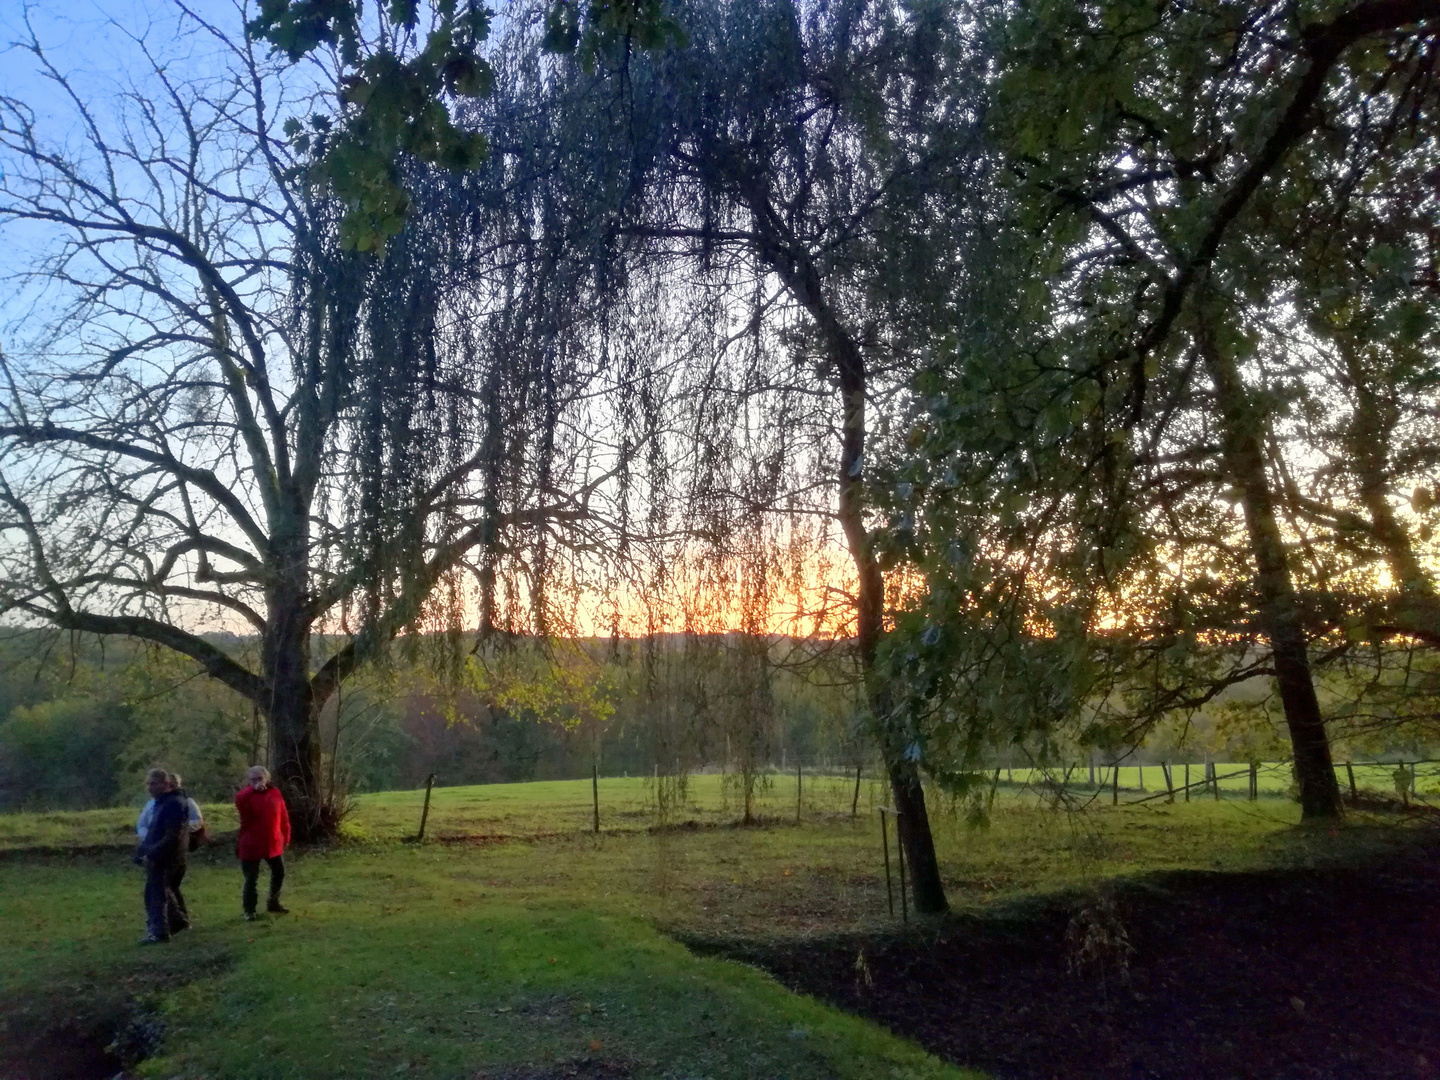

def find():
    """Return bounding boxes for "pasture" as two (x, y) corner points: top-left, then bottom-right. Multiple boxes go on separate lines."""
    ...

(1, 773), (1435, 1080)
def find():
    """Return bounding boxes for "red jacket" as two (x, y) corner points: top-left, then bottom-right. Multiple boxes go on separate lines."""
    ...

(235, 783), (291, 860)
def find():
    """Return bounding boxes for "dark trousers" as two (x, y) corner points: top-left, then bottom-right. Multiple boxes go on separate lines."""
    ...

(241, 855), (285, 914)
(144, 861), (183, 939)
(168, 863), (189, 930)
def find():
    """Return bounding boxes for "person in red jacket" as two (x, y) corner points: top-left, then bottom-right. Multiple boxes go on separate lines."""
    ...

(235, 765), (291, 920)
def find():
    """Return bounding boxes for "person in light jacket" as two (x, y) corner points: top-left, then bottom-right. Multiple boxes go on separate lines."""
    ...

(135, 776), (203, 840)
(134, 767), (189, 944)
(235, 765), (291, 920)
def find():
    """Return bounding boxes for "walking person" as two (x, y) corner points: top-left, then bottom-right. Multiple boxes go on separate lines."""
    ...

(137, 773), (204, 932)
(164, 773), (204, 932)
(134, 767), (190, 944)
(236, 766), (291, 920)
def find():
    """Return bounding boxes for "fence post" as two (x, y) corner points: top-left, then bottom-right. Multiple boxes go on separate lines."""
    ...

(417, 773), (436, 842)
(592, 760), (601, 834)
(1212, 760), (1221, 801)
(1249, 761), (1258, 801)
(1346, 761), (1357, 802)
(851, 764), (862, 819)
(1138, 764), (1145, 791)
(1112, 763), (1119, 805)
(1184, 762), (1191, 803)
(796, 762), (803, 824)
(878, 808), (893, 917)
(1163, 762), (1174, 804)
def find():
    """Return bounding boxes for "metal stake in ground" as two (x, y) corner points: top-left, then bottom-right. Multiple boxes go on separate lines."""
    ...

(878, 807), (894, 917)
(417, 772), (436, 841)
(896, 812), (909, 925)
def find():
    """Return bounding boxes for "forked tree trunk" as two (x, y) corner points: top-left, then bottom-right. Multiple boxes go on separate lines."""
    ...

(1202, 331), (1343, 819)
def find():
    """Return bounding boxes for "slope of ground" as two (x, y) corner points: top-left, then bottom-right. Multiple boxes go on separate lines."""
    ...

(2, 778), (1430, 1079)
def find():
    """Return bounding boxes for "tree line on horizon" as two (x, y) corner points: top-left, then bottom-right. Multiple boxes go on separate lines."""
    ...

(1, 0), (1437, 913)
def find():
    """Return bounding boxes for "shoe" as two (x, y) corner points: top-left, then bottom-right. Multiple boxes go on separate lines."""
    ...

(138, 934), (170, 945)
(243, 911), (257, 921)
(266, 901), (289, 914)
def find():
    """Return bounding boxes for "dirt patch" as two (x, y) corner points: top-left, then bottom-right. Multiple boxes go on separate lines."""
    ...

(471, 1058), (632, 1080)
(0, 945), (232, 1080)
(688, 837), (1440, 1080)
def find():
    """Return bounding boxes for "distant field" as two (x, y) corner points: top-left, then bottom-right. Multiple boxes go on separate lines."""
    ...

(2, 760), (1431, 855)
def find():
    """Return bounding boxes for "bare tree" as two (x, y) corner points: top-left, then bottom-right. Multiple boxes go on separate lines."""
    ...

(0, 7), (647, 837)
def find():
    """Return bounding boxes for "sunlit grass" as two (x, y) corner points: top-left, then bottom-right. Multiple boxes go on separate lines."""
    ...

(2, 770), (1429, 1079)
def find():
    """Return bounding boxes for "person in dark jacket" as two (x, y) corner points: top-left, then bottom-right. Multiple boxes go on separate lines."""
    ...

(235, 765), (291, 920)
(134, 767), (190, 944)
(163, 772), (199, 933)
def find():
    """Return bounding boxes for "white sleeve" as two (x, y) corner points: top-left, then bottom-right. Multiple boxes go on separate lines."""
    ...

(188, 798), (203, 827)
(136, 799), (154, 839)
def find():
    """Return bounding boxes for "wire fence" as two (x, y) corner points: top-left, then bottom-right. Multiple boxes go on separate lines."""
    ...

(985, 758), (1440, 807)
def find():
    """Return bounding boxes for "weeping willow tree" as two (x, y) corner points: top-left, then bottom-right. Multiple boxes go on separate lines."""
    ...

(0, 5), (665, 838)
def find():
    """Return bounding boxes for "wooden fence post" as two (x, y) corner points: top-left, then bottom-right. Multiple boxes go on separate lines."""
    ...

(592, 760), (601, 834)
(1112, 764), (1119, 805)
(1249, 761), (1258, 801)
(1212, 760), (1221, 801)
(851, 764), (862, 819)
(796, 762), (803, 824)
(1163, 762), (1174, 804)
(1346, 761), (1358, 802)
(1184, 762), (1191, 803)
(1138, 764), (1145, 792)
(417, 773), (436, 842)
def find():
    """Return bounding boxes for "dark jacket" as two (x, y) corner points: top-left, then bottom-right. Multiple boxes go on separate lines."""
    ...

(137, 788), (189, 866)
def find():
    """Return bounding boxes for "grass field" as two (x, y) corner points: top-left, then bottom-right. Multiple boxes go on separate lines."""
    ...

(1, 774), (1430, 1080)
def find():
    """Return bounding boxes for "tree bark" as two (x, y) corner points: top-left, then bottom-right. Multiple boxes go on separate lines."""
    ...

(825, 296), (948, 914)
(264, 532), (325, 842)
(1201, 330), (1343, 819)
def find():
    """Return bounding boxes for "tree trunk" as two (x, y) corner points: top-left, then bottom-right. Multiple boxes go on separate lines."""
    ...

(264, 547), (326, 842)
(735, 179), (947, 912)
(1202, 331), (1342, 819)
(831, 321), (948, 914)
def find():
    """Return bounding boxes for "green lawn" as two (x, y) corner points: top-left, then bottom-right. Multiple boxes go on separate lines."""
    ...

(0, 775), (1425, 1079)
